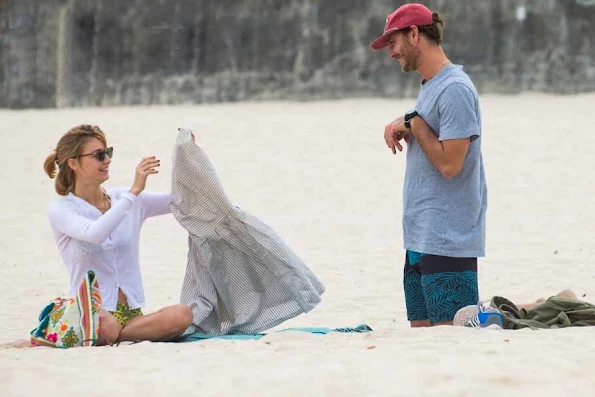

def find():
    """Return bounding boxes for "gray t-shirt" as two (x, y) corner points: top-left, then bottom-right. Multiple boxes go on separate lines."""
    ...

(403, 64), (487, 258)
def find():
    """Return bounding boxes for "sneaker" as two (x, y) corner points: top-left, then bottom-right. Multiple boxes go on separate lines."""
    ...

(465, 301), (504, 328)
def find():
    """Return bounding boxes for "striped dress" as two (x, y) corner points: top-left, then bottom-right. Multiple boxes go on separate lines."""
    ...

(170, 128), (325, 335)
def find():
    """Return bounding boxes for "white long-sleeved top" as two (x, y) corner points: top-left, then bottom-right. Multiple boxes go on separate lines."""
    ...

(47, 188), (171, 311)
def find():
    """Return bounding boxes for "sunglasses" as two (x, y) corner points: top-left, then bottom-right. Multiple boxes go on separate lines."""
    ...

(79, 147), (114, 162)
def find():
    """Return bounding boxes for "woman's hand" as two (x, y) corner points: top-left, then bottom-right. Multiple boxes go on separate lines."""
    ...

(129, 156), (160, 196)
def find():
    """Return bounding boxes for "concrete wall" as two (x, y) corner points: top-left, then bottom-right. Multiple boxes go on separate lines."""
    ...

(1, 0), (594, 108)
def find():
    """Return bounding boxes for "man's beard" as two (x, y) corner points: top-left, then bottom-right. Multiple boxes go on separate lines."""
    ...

(400, 41), (420, 72)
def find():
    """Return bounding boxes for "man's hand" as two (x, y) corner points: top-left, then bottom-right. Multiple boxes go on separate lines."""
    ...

(384, 116), (410, 154)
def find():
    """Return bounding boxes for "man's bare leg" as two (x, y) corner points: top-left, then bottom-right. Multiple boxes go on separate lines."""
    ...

(118, 304), (192, 342)
(410, 320), (431, 327)
(410, 319), (453, 327)
(431, 320), (453, 326)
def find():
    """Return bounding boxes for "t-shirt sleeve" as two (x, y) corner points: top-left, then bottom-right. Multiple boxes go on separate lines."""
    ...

(47, 193), (137, 244)
(437, 83), (480, 142)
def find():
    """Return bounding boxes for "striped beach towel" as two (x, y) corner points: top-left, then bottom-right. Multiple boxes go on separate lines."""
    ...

(170, 128), (325, 335)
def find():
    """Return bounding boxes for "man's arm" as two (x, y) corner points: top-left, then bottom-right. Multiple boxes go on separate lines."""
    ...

(409, 116), (470, 179)
(384, 116), (471, 179)
(384, 83), (480, 179)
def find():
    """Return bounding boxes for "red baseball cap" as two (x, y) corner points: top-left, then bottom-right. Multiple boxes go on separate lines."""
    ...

(370, 3), (434, 50)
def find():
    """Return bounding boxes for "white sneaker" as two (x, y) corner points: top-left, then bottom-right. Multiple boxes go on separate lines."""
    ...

(465, 301), (504, 328)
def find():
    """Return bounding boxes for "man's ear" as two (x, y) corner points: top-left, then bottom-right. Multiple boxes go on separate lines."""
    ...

(410, 25), (420, 44)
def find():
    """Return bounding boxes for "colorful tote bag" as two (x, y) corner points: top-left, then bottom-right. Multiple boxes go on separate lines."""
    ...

(30, 270), (102, 348)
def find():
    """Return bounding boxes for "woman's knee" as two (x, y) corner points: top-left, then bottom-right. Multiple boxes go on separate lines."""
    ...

(177, 304), (193, 328)
(97, 310), (122, 345)
(162, 304), (193, 331)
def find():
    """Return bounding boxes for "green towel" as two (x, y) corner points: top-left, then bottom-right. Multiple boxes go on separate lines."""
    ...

(490, 296), (595, 330)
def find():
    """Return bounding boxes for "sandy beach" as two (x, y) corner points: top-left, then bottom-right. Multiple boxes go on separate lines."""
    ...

(1, 94), (595, 396)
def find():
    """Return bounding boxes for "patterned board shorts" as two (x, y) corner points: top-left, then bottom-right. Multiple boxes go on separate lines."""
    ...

(110, 303), (143, 327)
(403, 250), (479, 324)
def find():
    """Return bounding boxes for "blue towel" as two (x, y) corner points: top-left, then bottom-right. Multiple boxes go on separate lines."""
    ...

(176, 324), (372, 342)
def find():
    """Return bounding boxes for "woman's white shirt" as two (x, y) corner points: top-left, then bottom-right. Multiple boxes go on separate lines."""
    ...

(47, 188), (171, 311)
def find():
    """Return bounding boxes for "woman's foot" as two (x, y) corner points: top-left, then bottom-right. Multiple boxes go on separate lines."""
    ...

(0, 339), (34, 348)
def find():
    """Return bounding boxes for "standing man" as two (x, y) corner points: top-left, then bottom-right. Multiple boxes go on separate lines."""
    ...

(370, 3), (487, 327)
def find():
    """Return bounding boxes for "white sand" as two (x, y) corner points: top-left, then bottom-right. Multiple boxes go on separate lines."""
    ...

(1, 94), (595, 396)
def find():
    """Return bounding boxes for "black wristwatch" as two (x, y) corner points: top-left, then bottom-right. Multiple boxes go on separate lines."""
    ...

(404, 110), (419, 129)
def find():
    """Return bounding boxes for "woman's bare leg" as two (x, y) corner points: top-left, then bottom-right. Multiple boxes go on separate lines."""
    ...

(96, 310), (122, 346)
(118, 304), (192, 342)
(0, 339), (34, 348)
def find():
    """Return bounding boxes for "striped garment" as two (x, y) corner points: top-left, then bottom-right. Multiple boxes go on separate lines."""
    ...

(170, 128), (325, 335)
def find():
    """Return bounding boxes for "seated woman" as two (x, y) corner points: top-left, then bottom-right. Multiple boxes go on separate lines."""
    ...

(4, 125), (324, 347)
(42, 124), (192, 343)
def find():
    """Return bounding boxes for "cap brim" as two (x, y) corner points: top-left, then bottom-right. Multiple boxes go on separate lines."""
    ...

(369, 28), (399, 49)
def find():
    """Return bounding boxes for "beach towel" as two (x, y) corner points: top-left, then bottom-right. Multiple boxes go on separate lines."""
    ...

(170, 128), (325, 335)
(176, 324), (372, 342)
(30, 270), (101, 348)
